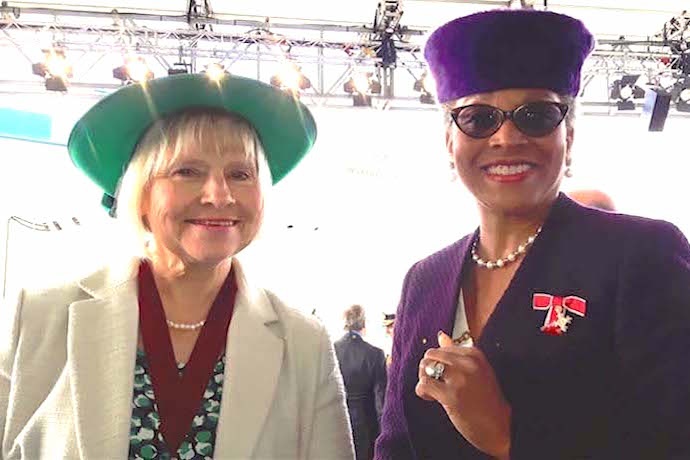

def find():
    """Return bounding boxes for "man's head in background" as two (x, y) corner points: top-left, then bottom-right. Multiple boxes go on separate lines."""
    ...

(344, 304), (366, 332)
(567, 189), (616, 212)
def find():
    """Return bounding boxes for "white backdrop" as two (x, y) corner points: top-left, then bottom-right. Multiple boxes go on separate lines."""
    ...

(1, 103), (689, 349)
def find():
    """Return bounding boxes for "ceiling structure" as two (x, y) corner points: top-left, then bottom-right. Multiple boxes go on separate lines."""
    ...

(0, 0), (688, 111)
(2, 2), (689, 319)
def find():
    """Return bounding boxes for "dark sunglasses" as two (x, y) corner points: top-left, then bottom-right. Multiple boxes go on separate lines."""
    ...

(449, 101), (569, 139)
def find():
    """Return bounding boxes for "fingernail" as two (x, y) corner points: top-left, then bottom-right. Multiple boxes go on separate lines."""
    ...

(437, 330), (443, 337)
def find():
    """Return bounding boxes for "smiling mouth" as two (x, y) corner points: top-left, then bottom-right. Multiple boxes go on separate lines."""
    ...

(483, 163), (534, 176)
(187, 219), (239, 227)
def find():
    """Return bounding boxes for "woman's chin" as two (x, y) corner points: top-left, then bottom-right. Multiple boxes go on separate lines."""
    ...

(476, 188), (558, 215)
(191, 253), (236, 266)
(170, 248), (234, 268)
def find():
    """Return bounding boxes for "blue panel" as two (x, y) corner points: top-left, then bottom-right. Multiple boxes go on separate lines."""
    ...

(0, 108), (52, 141)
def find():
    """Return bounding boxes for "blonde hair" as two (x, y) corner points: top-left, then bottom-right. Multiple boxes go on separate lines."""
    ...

(343, 304), (366, 331)
(114, 108), (272, 262)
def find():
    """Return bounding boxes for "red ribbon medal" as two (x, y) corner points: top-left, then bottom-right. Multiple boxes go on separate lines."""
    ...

(532, 293), (586, 336)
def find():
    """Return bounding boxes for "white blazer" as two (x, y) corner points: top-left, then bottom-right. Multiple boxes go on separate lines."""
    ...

(0, 258), (355, 460)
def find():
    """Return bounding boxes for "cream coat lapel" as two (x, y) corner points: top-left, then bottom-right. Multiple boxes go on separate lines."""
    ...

(214, 260), (284, 459)
(67, 259), (139, 460)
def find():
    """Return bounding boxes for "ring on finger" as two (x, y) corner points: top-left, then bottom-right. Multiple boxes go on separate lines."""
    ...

(424, 361), (445, 380)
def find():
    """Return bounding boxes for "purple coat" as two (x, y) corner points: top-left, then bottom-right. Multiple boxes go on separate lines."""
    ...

(375, 194), (690, 459)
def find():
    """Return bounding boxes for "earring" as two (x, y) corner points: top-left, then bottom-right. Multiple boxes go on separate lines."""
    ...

(564, 156), (573, 177)
(449, 162), (458, 181)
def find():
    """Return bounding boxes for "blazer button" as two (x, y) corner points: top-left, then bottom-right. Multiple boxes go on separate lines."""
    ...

(422, 338), (427, 344)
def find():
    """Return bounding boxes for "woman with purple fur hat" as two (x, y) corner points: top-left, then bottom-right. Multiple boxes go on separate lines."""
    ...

(375, 9), (690, 460)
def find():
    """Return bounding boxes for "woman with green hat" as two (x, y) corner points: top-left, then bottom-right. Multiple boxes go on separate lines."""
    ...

(0, 74), (355, 459)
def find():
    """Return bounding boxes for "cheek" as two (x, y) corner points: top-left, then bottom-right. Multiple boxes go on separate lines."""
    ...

(449, 136), (480, 169)
(542, 136), (569, 164)
(447, 129), (465, 156)
(240, 186), (264, 215)
(147, 185), (183, 224)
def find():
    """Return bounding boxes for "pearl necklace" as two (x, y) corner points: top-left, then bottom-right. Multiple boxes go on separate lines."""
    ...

(166, 319), (206, 330)
(471, 226), (542, 269)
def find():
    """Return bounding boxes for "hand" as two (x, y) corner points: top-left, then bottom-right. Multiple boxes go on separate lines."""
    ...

(415, 332), (511, 458)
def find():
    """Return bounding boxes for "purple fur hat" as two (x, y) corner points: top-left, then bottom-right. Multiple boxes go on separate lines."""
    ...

(424, 9), (595, 103)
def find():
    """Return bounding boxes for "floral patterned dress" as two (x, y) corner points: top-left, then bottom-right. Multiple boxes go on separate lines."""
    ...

(128, 350), (226, 460)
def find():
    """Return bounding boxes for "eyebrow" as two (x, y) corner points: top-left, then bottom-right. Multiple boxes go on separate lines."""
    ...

(169, 157), (254, 168)
(457, 98), (560, 107)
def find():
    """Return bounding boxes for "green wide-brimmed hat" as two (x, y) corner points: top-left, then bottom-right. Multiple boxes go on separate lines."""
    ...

(67, 73), (317, 213)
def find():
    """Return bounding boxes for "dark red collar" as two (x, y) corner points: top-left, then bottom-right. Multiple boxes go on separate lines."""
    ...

(137, 260), (237, 454)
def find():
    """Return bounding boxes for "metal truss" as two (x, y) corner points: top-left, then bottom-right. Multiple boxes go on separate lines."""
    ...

(0, 3), (688, 110)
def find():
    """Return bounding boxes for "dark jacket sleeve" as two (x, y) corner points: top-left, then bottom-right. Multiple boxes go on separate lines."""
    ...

(373, 347), (387, 427)
(374, 264), (417, 460)
(612, 221), (690, 459)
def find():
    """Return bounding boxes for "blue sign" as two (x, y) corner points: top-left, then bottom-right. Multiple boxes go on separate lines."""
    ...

(0, 108), (52, 141)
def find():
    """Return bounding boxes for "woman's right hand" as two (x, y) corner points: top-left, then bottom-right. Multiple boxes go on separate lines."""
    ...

(415, 332), (511, 458)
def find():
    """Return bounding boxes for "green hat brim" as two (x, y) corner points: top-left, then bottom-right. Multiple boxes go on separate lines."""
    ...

(67, 74), (317, 211)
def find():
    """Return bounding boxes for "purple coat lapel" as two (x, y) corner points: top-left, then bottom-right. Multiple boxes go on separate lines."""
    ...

(411, 234), (475, 350)
(376, 193), (580, 459)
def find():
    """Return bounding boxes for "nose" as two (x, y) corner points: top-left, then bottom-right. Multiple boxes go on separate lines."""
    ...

(488, 118), (529, 148)
(200, 172), (236, 207)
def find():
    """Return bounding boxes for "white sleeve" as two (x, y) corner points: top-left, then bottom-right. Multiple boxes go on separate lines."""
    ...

(0, 290), (23, 460)
(306, 325), (355, 460)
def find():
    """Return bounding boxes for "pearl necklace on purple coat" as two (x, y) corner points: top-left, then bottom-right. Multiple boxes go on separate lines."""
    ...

(471, 226), (542, 269)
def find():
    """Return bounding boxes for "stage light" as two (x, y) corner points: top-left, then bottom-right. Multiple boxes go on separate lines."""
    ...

(168, 62), (190, 75)
(205, 63), (228, 82)
(113, 57), (153, 83)
(343, 72), (381, 106)
(127, 58), (153, 82)
(352, 93), (372, 107)
(668, 76), (690, 112)
(31, 48), (72, 92)
(414, 72), (436, 105)
(352, 73), (370, 94)
(279, 65), (301, 90)
(369, 79), (382, 95)
(45, 49), (71, 79)
(344, 72), (381, 95)
(45, 77), (67, 92)
(419, 92), (435, 105)
(610, 74), (645, 111)
(412, 73), (435, 93)
(270, 63), (311, 93)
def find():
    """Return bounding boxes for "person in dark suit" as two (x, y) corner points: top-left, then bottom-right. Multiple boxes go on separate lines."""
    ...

(335, 305), (387, 460)
(375, 9), (690, 460)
